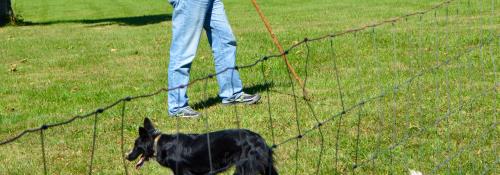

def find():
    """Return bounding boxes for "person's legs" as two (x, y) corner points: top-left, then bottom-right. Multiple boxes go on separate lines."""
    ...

(168, 0), (211, 116)
(203, 0), (244, 103)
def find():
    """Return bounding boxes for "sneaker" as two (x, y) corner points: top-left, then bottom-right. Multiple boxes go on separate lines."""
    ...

(222, 92), (261, 106)
(170, 106), (200, 118)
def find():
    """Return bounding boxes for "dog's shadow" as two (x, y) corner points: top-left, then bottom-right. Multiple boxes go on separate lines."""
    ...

(192, 82), (273, 110)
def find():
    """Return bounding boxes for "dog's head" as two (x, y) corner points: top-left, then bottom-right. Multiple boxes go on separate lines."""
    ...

(126, 117), (157, 169)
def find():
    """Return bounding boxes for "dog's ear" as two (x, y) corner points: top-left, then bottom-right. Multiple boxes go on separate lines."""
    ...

(144, 117), (155, 131)
(139, 127), (149, 138)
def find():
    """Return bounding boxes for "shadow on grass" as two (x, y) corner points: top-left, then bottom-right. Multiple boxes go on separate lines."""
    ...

(192, 82), (274, 110)
(19, 14), (172, 26)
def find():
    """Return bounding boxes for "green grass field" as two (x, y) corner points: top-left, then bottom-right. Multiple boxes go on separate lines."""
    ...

(0, 0), (498, 174)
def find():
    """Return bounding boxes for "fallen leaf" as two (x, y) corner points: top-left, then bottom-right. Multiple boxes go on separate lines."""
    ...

(9, 64), (17, 72)
(70, 86), (79, 93)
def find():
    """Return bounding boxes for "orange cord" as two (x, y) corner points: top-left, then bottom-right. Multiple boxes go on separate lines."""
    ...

(250, 0), (309, 98)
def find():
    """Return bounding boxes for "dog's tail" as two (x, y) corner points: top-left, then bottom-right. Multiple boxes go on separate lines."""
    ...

(242, 131), (278, 175)
(264, 148), (278, 175)
(244, 145), (278, 175)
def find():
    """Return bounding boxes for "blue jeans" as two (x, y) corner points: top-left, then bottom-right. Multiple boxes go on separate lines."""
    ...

(167, 0), (243, 115)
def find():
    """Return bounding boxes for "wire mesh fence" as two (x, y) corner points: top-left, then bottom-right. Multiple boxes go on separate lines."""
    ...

(0, 0), (497, 174)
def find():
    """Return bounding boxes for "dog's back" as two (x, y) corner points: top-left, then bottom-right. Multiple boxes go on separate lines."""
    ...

(156, 129), (277, 175)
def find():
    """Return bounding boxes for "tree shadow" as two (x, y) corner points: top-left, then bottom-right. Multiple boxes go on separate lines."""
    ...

(19, 14), (172, 26)
(192, 82), (274, 110)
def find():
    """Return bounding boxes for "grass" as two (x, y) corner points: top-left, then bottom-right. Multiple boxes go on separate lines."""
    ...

(0, 0), (498, 174)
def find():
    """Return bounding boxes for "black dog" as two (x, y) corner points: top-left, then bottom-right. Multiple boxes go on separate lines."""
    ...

(127, 118), (278, 175)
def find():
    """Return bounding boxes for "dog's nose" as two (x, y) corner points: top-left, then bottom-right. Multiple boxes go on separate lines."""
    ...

(125, 153), (133, 161)
(125, 151), (133, 160)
